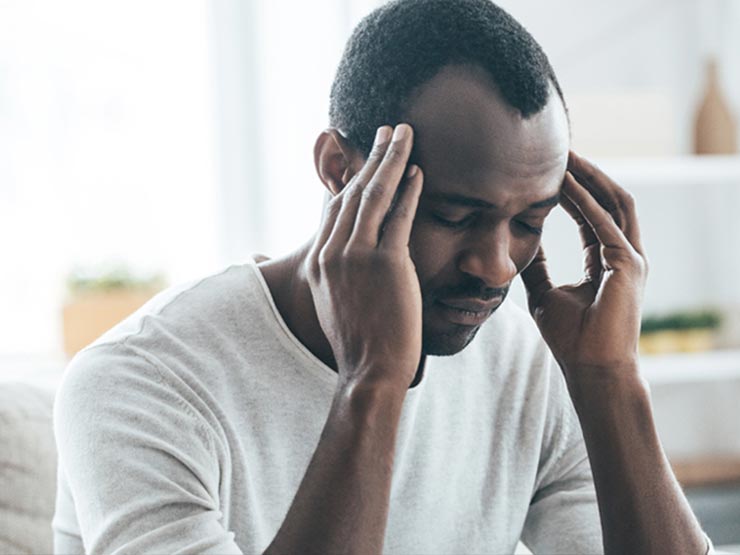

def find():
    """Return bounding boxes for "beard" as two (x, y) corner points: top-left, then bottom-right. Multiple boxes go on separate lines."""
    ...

(419, 278), (510, 356)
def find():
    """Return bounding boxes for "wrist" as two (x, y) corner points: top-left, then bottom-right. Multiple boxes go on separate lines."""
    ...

(334, 374), (407, 423)
(563, 363), (650, 413)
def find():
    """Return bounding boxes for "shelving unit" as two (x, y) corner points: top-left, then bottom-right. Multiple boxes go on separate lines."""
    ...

(641, 348), (740, 384)
(595, 155), (740, 187)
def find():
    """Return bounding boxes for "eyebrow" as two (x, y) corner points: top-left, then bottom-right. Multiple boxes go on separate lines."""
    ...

(425, 192), (561, 210)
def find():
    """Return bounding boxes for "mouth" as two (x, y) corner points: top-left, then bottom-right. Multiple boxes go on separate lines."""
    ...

(435, 297), (503, 326)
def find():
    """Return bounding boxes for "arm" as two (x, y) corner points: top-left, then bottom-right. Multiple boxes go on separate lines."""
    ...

(55, 125), (421, 555)
(569, 367), (705, 554)
(54, 345), (243, 554)
(265, 124), (424, 555)
(521, 152), (708, 555)
(263, 380), (405, 555)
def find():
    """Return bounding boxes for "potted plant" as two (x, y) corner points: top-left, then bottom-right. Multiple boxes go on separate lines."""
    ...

(639, 309), (722, 354)
(62, 263), (167, 358)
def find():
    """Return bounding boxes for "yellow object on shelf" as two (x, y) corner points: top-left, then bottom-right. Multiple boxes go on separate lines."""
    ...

(62, 289), (157, 358)
(639, 329), (715, 355)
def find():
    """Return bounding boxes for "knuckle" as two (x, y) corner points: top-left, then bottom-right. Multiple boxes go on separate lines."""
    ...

(327, 195), (342, 213)
(307, 260), (321, 284)
(362, 183), (386, 201)
(384, 146), (404, 163)
(639, 254), (649, 276)
(367, 249), (389, 266)
(342, 175), (360, 194)
(368, 142), (387, 161)
(343, 181), (363, 202)
(344, 252), (364, 269)
(580, 165), (598, 182)
(391, 205), (410, 220)
(343, 248), (371, 270)
(317, 248), (335, 270)
(620, 191), (636, 211)
(306, 249), (319, 274)
(626, 251), (644, 271)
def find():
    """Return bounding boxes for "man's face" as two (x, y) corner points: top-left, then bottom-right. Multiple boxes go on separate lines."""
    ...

(402, 64), (570, 355)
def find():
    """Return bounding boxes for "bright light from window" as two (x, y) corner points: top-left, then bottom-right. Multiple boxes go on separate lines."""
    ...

(0, 1), (219, 357)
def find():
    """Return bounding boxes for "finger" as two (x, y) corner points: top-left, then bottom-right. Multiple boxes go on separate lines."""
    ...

(323, 178), (365, 251)
(307, 192), (344, 277)
(561, 173), (602, 282)
(348, 125), (395, 193)
(567, 151), (625, 229)
(379, 164), (423, 250)
(520, 246), (555, 314)
(568, 151), (645, 256)
(562, 172), (635, 255)
(350, 123), (415, 246)
(321, 126), (394, 249)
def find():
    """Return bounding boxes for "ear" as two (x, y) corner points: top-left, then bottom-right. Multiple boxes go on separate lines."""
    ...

(314, 128), (365, 196)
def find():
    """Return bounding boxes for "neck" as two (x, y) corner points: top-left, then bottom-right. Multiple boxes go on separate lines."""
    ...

(256, 239), (428, 387)
(257, 240), (338, 372)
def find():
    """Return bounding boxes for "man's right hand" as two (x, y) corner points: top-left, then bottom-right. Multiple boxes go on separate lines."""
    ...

(305, 123), (424, 392)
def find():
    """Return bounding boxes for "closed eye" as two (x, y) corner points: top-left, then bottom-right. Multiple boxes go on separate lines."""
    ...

(432, 213), (477, 229)
(515, 220), (543, 235)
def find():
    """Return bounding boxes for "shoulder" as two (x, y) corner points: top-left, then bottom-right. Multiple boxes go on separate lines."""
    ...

(83, 262), (260, 351)
(54, 341), (217, 469)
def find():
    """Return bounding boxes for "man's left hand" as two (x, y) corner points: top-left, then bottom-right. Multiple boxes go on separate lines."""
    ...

(521, 150), (648, 386)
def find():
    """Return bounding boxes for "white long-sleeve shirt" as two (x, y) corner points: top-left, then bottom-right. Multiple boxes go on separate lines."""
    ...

(53, 258), (606, 554)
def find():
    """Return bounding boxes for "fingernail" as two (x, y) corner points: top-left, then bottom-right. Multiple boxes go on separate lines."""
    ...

(405, 164), (418, 179)
(375, 126), (392, 145)
(393, 123), (409, 141)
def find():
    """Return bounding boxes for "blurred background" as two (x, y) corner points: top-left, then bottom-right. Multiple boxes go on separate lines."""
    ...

(0, 0), (739, 551)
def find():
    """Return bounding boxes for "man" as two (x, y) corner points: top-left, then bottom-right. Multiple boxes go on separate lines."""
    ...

(53, 1), (714, 554)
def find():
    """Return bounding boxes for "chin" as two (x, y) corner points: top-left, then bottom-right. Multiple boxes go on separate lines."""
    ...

(421, 325), (481, 356)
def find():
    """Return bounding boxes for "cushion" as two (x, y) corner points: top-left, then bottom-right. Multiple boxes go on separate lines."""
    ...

(0, 382), (57, 555)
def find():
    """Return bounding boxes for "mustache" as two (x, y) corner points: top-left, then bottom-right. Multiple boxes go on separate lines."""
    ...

(430, 279), (509, 302)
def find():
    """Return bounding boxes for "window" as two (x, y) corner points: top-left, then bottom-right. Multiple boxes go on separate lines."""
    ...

(0, 1), (219, 357)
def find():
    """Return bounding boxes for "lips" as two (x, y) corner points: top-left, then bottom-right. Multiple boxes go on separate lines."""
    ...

(437, 297), (501, 313)
(435, 296), (503, 326)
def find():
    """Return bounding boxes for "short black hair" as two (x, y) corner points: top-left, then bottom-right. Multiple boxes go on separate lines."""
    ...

(329, 0), (566, 156)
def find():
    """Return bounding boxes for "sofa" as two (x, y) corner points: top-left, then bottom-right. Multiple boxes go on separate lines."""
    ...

(0, 382), (57, 554)
(2, 376), (737, 554)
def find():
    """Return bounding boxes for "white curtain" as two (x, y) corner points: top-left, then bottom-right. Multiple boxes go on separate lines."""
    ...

(208, 0), (384, 261)
(0, 1), (219, 357)
(0, 0), (381, 359)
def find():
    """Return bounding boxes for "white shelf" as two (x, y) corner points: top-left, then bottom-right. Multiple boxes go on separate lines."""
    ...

(593, 155), (740, 187)
(641, 348), (740, 384)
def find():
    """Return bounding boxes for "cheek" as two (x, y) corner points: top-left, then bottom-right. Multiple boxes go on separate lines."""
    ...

(514, 237), (542, 272)
(408, 223), (458, 278)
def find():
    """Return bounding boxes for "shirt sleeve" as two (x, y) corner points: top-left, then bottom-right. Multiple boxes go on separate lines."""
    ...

(519, 359), (720, 555)
(519, 359), (604, 555)
(53, 343), (243, 555)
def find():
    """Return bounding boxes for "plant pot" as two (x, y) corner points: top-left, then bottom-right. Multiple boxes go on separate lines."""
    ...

(62, 289), (157, 358)
(639, 329), (715, 355)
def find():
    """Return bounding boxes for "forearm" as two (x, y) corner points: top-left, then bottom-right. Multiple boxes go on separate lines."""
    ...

(568, 370), (707, 555)
(263, 376), (404, 555)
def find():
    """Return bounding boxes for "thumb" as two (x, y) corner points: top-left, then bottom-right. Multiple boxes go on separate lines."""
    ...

(520, 246), (554, 315)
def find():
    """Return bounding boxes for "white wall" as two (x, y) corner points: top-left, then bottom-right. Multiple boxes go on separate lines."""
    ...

(495, 0), (740, 318)
(0, 0), (220, 357)
(231, 0), (740, 319)
(497, 0), (740, 155)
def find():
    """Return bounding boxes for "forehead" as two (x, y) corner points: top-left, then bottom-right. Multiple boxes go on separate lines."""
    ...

(404, 64), (570, 207)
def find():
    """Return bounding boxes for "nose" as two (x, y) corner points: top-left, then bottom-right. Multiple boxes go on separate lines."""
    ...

(456, 224), (518, 288)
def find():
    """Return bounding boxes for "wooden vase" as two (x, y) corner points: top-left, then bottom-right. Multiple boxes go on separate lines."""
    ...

(693, 58), (738, 155)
